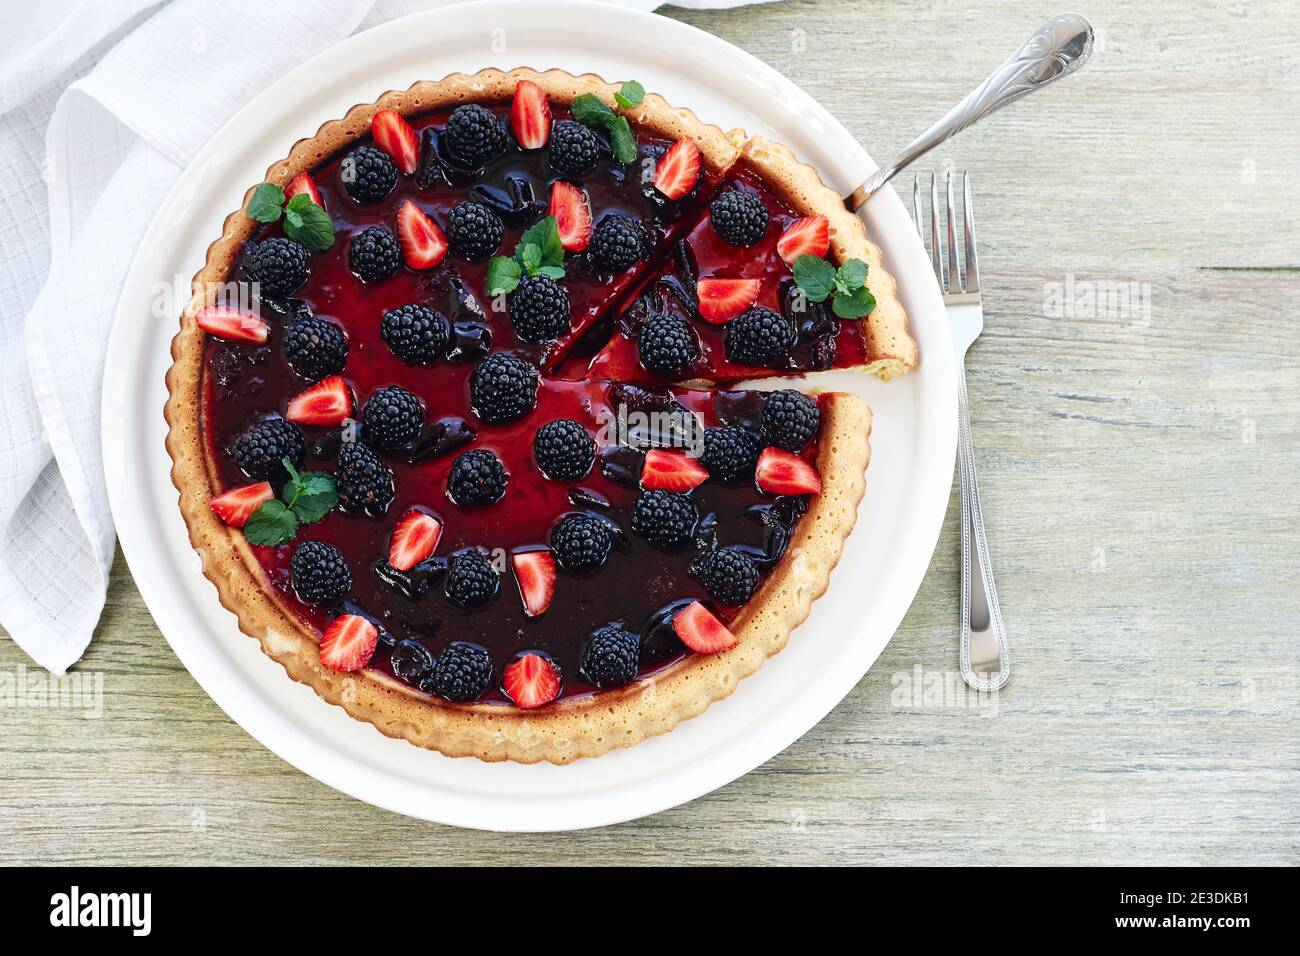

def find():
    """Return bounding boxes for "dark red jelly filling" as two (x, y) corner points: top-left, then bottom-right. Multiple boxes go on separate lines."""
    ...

(202, 104), (824, 705)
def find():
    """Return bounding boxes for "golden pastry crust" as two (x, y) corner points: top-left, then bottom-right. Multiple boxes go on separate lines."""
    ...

(165, 68), (878, 763)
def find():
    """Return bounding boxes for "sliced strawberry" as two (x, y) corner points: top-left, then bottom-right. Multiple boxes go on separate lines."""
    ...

(388, 510), (442, 571)
(510, 79), (552, 149)
(371, 109), (420, 175)
(502, 652), (562, 709)
(285, 172), (324, 208)
(195, 306), (267, 344)
(696, 278), (760, 324)
(285, 375), (352, 427)
(755, 447), (823, 496)
(396, 200), (447, 269)
(654, 137), (702, 200)
(641, 449), (708, 492)
(548, 181), (592, 252)
(776, 215), (830, 266)
(672, 601), (738, 654)
(209, 482), (274, 528)
(319, 614), (378, 672)
(512, 549), (556, 617)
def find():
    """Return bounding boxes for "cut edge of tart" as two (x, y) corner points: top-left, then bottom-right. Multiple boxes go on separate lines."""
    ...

(164, 67), (892, 763)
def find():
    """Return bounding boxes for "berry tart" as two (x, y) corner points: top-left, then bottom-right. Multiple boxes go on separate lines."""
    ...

(165, 68), (916, 763)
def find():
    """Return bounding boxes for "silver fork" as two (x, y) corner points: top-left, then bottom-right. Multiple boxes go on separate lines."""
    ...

(913, 170), (1010, 692)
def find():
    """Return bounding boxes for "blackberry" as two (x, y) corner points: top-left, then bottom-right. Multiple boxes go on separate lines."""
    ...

(638, 312), (699, 377)
(447, 448), (508, 506)
(446, 201), (503, 260)
(692, 547), (760, 605)
(551, 512), (612, 572)
(709, 189), (769, 246)
(509, 274), (571, 344)
(363, 385), (424, 451)
(533, 419), (595, 481)
(230, 417), (303, 481)
(761, 389), (820, 451)
(469, 352), (538, 424)
(348, 226), (401, 282)
(701, 426), (761, 482)
(725, 306), (792, 367)
(443, 104), (507, 168)
(290, 540), (351, 606)
(589, 214), (645, 272)
(631, 490), (697, 549)
(579, 623), (640, 689)
(342, 145), (397, 202)
(380, 303), (448, 365)
(549, 120), (602, 175)
(245, 237), (309, 297)
(282, 316), (347, 381)
(429, 640), (494, 701)
(335, 441), (395, 515)
(443, 552), (501, 609)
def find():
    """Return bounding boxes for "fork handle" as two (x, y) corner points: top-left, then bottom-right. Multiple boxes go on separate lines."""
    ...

(846, 12), (1093, 209)
(956, 362), (1010, 691)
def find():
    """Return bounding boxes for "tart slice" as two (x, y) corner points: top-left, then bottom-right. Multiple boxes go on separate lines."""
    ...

(559, 136), (918, 383)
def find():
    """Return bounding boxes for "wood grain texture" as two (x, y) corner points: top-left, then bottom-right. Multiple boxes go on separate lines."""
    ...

(2, 0), (1297, 865)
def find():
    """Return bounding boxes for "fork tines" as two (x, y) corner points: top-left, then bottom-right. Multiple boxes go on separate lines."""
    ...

(912, 170), (980, 300)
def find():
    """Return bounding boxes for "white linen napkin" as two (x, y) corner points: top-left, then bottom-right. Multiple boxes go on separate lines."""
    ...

(0, 0), (775, 674)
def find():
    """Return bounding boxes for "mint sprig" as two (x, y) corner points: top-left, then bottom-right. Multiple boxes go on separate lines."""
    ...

(246, 182), (335, 252)
(244, 459), (339, 546)
(793, 254), (877, 319)
(486, 216), (566, 295)
(570, 81), (644, 165)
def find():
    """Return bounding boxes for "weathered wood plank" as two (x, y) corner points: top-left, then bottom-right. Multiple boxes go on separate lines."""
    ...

(2, 0), (1297, 865)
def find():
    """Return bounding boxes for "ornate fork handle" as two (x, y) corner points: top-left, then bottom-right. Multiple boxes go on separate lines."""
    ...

(847, 13), (1093, 209)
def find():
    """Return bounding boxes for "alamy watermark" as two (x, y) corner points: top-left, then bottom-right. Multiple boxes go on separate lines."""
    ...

(0, 664), (103, 719)
(890, 664), (999, 717)
(1043, 272), (1152, 329)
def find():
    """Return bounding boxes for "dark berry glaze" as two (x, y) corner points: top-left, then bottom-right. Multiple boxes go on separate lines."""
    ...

(560, 160), (869, 383)
(203, 104), (824, 705)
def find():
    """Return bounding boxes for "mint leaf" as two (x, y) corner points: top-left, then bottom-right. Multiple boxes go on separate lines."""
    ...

(837, 258), (868, 290)
(247, 183), (285, 223)
(244, 499), (298, 546)
(614, 81), (645, 110)
(608, 115), (637, 165)
(520, 243), (542, 274)
(518, 216), (565, 270)
(486, 256), (522, 295)
(536, 265), (566, 280)
(793, 254), (837, 302)
(571, 92), (616, 128)
(282, 193), (335, 251)
(832, 285), (877, 319)
(289, 474), (338, 524)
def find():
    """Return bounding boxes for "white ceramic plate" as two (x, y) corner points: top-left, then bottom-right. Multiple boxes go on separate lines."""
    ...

(102, 0), (955, 831)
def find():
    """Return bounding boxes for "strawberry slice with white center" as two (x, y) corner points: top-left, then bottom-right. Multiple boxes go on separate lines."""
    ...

(548, 181), (592, 252)
(285, 172), (324, 208)
(511, 549), (556, 617)
(196, 306), (267, 344)
(285, 375), (352, 427)
(776, 215), (830, 266)
(208, 482), (274, 528)
(502, 652), (562, 709)
(396, 199), (447, 269)
(654, 137), (702, 200)
(510, 79), (552, 149)
(319, 614), (379, 672)
(755, 447), (823, 496)
(641, 449), (708, 492)
(696, 278), (760, 324)
(388, 510), (442, 571)
(371, 108), (420, 175)
(672, 601), (738, 654)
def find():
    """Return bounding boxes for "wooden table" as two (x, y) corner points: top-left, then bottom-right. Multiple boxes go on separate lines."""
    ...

(3, 0), (1297, 865)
